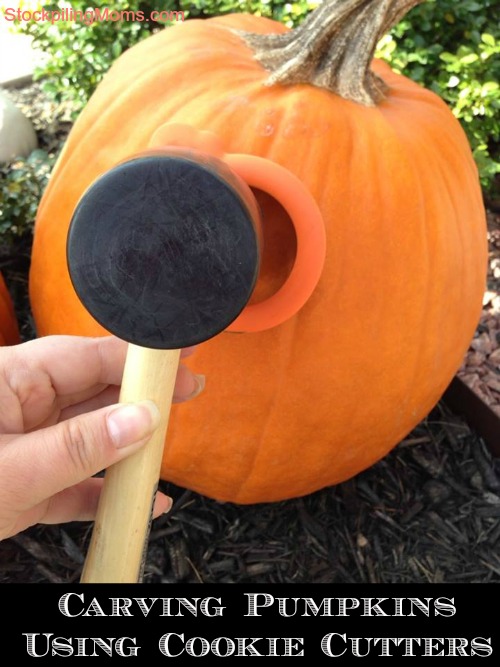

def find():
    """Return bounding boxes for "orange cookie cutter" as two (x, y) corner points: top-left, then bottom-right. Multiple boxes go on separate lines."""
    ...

(149, 123), (326, 333)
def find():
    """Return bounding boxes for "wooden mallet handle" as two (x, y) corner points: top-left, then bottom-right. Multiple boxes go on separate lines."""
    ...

(67, 151), (261, 583)
(80, 346), (180, 583)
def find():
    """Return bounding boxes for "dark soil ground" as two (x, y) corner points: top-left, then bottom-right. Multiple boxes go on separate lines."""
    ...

(0, 82), (499, 586)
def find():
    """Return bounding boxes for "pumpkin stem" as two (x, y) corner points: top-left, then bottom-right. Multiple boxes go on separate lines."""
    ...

(239, 0), (424, 106)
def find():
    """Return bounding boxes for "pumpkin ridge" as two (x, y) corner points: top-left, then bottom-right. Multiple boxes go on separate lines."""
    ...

(234, 317), (299, 502)
(352, 102), (441, 426)
(380, 86), (486, 321)
(433, 136), (485, 351)
(396, 128), (480, 398)
(395, 142), (433, 415)
(432, 146), (471, 323)
(354, 107), (419, 423)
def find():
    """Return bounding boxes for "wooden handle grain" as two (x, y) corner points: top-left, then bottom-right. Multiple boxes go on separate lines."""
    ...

(80, 344), (181, 583)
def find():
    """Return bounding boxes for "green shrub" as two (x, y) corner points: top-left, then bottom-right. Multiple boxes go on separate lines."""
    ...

(0, 149), (55, 245)
(9, 0), (158, 113)
(376, 0), (500, 192)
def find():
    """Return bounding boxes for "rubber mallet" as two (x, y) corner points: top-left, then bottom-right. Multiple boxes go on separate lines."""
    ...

(66, 149), (261, 583)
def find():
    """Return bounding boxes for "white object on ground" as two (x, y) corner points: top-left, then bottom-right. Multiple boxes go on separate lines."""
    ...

(0, 90), (38, 161)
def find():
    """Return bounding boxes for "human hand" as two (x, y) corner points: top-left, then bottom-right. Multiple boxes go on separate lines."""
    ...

(0, 335), (204, 541)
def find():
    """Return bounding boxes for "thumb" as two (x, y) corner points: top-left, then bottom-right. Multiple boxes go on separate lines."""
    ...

(0, 401), (161, 512)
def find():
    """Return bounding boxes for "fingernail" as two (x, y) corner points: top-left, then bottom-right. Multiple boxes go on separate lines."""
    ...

(192, 374), (205, 399)
(177, 374), (206, 402)
(107, 400), (161, 448)
(163, 497), (173, 514)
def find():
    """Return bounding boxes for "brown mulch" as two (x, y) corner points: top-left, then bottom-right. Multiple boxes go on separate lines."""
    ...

(458, 210), (500, 417)
(0, 81), (499, 585)
(3, 411), (500, 585)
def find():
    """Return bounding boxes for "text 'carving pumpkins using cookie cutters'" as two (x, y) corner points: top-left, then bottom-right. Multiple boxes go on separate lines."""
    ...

(66, 123), (326, 583)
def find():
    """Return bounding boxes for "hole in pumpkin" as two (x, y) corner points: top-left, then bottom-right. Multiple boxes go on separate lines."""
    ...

(248, 188), (297, 305)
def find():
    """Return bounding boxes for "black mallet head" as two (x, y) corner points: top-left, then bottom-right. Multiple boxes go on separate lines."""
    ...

(67, 150), (262, 349)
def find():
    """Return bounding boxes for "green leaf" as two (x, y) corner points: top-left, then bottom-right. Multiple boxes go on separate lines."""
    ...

(481, 33), (496, 47)
(439, 52), (456, 63)
(111, 41), (122, 58)
(482, 81), (499, 93)
(464, 1), (483, 11)
(460, 53), (479, 64)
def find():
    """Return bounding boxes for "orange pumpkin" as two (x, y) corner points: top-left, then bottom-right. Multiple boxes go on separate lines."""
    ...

(29, 0), (487, 503)
(0, 273), (20, 346)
